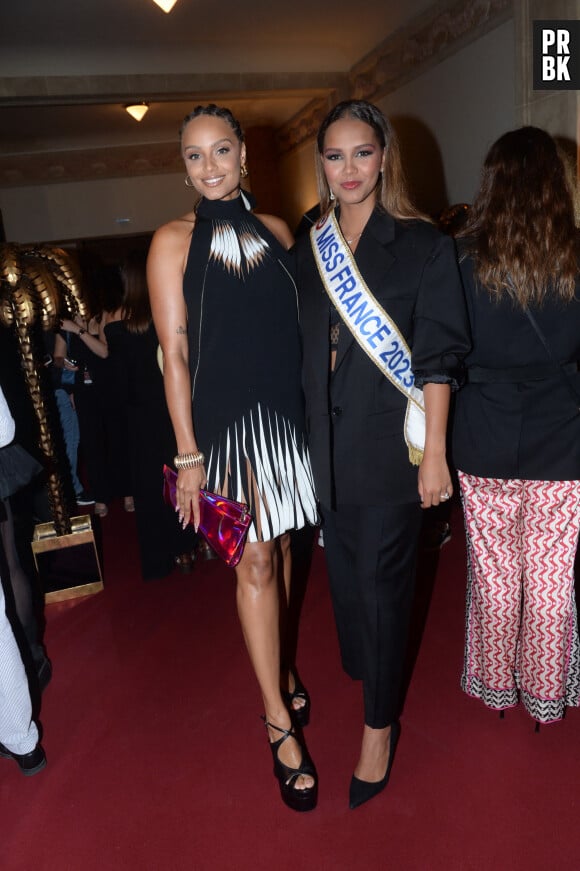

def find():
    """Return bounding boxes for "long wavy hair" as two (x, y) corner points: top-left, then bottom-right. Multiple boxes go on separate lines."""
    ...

(121, 250), (152, 335)
(315, 100), (429, 222)
(458, 126), (578, 306)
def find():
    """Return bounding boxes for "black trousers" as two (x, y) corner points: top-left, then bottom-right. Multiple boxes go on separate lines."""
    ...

(321, 501), (422, 728)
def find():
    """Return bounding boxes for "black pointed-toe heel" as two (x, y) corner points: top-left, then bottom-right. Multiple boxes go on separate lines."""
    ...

(349, 721), (401, 810)
(262, 717), (318, 812)
(282, 668), (311, 728)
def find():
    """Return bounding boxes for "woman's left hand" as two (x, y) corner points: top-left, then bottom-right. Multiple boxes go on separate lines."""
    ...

(418, 453), (453, 508)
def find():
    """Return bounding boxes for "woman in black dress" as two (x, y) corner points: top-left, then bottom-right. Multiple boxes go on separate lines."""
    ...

(148, 105), (318, 811)
(296, 100), (469, 808)
(114, 251), (197, 579)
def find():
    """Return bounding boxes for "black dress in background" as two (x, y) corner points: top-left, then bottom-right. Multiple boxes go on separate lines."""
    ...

(115, 321), (196, 580)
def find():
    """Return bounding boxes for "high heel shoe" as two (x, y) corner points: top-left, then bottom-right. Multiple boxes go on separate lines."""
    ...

(261, 717), (318, 812)
(281, 668), (311, 728)
(349, 721), (401, 810)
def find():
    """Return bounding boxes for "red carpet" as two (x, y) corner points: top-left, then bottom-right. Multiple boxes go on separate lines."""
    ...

(2, 502), (579, 870)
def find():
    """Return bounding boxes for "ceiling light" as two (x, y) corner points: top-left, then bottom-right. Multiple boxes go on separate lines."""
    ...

(151, 0), (178, 12)
(125, 103), (149, 122)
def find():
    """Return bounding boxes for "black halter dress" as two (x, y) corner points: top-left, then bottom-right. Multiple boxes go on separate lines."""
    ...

(182, 193), (318, 542)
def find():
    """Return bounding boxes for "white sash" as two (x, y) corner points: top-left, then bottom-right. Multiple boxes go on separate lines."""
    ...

(310, 209), (425, 465)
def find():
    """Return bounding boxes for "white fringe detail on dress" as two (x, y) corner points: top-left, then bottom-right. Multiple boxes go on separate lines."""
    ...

(209, 220), (269, 277)
(204, 402), (318, 542)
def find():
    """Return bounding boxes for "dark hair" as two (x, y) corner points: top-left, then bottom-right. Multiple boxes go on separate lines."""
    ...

(458, 126), (578, 306)
(120, 250), (152, 334)
(180, 104), (244, 143)
(315, 99), (428, 221)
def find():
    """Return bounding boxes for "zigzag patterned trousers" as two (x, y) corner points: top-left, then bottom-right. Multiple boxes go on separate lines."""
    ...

(458, 472), (580, 724)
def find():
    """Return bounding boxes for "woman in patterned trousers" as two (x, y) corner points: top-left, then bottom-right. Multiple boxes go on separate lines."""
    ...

(453, 127), (580, 725)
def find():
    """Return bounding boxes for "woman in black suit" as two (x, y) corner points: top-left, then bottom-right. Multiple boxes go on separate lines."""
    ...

(296, 100), (470, 808)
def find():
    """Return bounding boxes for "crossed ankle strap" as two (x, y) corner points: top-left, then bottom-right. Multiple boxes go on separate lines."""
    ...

(261, 716), (294, 742)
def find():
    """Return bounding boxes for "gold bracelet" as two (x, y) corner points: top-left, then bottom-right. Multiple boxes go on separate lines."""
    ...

(174, 450), (205, 470)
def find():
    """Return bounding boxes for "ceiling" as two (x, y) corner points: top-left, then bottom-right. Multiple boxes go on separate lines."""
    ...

(0, 0), (435, 185)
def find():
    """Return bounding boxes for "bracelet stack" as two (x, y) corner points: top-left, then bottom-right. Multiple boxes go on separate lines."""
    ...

(174, 450), (205, 470)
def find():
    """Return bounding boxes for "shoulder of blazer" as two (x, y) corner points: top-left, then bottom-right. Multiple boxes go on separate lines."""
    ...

(367, 208), (441, 253)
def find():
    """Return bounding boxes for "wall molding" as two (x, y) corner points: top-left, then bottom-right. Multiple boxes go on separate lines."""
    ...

(349, 0), (512, 103)
(277, 96), (337, 154)
(0, 143), (184, 188)
(269, 0), (512, 152)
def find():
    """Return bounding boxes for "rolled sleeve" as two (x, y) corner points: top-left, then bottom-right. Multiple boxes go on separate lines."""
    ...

(412, 234), (471, 390)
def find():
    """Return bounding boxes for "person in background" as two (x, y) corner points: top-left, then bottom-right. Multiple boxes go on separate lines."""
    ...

(54, 315), (109, 516)
(59, 262), (135, 519)
(49, 323), (95, 508)
(148, 104), (319, 812)
(296, 99), (469, 809)
(0, 385), (46, 776)
(117, 250), (197, 578)
(96, 265), (135, 516)
(453, 126), (580, 726)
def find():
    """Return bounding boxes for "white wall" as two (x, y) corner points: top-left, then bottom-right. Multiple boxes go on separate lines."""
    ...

(378, 19), (515, 212)
(0, 172), (193, 244)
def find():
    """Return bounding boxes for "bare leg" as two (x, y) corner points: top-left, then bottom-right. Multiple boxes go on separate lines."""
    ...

(279, 532), (291, 606)
(235, 538), (313, 790)
(354, 724), (392, 782)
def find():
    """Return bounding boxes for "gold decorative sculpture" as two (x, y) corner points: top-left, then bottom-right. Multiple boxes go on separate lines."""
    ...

(0, 243), (86, 536)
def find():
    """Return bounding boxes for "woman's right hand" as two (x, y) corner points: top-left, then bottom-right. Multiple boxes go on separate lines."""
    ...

(176, 465), (207, 531)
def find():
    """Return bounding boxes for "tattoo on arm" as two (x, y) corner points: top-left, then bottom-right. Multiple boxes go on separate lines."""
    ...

(176, 325), (187, 335)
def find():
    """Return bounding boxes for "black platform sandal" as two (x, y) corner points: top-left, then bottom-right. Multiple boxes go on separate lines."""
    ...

(261, 718), (318, 812)
(281, 668), (311, 728)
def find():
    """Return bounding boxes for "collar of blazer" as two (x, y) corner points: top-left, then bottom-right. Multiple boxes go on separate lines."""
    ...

(363, 205), (397, 247)
(334, 203), (397, 249)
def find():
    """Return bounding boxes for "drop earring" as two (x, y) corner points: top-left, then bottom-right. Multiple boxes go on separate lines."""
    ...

(240, 162), (249, 179)
(329, 189), (335, 201)
(184, 176), (195, 188)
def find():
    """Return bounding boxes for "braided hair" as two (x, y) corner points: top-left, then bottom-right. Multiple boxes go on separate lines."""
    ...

(180, 104), (244, 143)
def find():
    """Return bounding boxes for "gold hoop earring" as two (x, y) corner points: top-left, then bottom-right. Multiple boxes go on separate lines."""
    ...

(240, 163), (249, 179)
(184, 176), (195, 188)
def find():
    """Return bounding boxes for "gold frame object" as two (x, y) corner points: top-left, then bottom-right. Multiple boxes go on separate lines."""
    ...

(32, 514), (104, 603)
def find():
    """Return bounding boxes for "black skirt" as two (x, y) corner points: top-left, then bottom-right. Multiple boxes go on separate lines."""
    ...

(0, 442), (43, 500)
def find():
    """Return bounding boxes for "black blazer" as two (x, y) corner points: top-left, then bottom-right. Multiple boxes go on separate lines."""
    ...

(296, 208), (470, 508)
(452, 253), (580, 481)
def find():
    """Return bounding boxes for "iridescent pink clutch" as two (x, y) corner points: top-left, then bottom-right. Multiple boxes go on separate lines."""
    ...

(163, 465), (251, 568)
